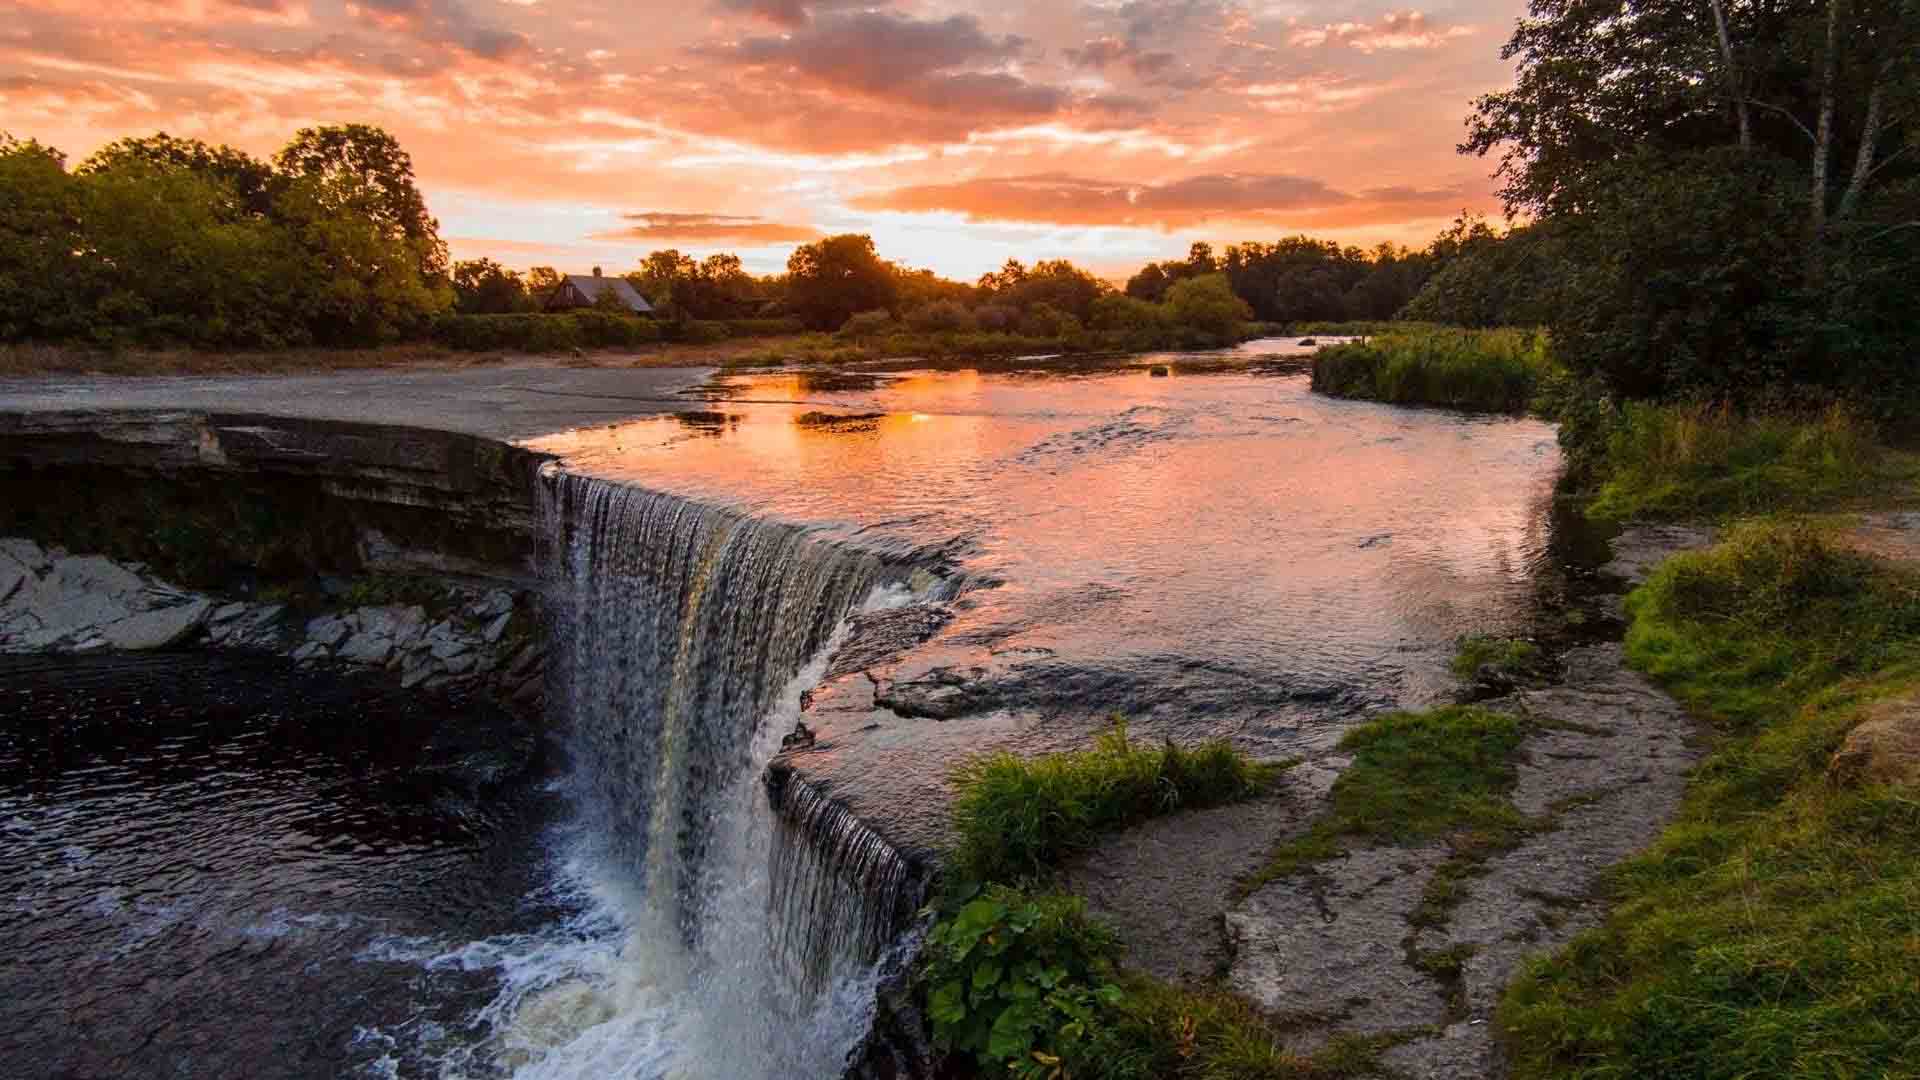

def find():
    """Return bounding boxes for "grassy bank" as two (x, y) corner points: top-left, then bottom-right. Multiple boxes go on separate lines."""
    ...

(2, 322), (1287, 379)
(1500, 520), (1920, 1078)
(1309, 328), (1559, 413)
(1584, 402), (1917, 520)
(926, 723), (1408, 1079)
(0, 336), (827, 376)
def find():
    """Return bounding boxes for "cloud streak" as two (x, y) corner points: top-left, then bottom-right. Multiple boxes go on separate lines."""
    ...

(599, 212), (821, 245)
(855, 172), (1477, 230)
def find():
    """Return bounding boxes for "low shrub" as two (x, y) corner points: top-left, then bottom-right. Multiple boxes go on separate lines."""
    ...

(723, 317), (804, 338)
(923, 885), (1124, 1077)
(949, 719), (1268, 884)
(1310, 328), (1560, 413)
(433, 311), (662, 352)
(923, 886), (1398, 1080)
(838, 309), (896, 339)
(1451, 635), (1544, 681)
(905, 300), (978, 334)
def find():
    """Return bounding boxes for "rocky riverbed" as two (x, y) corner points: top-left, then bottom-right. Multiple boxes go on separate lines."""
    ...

(1061, 524), (1720, 1079)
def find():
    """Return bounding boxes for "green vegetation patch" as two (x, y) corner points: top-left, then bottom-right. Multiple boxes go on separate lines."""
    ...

(925, 883), (1403, 1080)
(1500, 519), (1920, 1079)
(925, 726), (1411, 1079)
(1585, 402), (1916, 522)
(1309, 328), (1561, 414)
(949, 720), (1270, 885)
(1450, 635), (1545, 682)
(1244, 706), (1531, 894)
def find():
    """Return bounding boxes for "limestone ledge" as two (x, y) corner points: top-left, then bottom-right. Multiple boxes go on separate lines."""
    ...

(0, 536), (546, 705)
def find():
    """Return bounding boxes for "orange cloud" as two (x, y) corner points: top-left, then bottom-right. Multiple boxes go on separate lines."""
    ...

(595, 212), (821, 246)
(1289, 11), (1475, 53)
(854, 172), (1479, 231)
(0, 0), (1516, 276)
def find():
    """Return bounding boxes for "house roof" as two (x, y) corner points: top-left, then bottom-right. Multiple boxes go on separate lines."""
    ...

(558, 274), (654, 314)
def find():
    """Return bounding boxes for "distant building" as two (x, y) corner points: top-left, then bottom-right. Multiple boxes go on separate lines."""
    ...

(543, 268), (655, 315)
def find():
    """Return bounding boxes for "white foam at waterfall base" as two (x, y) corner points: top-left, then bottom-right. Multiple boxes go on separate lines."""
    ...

(360, 584), (917, 1079)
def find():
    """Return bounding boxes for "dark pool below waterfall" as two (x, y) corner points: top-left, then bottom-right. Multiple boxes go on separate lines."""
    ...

(0, 653), (563, 1079)
(1, 347), (1599, 1079)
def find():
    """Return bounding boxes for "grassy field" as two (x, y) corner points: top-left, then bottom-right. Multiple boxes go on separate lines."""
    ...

(1309, 328), (1560, 414)
(1500, 520), (1920, 1079)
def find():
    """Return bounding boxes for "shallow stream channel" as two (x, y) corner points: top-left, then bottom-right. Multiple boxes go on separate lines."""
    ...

(0, 341), (1600, 1077)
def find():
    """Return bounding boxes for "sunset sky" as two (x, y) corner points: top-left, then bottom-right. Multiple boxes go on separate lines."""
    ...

(1, 0), (1526, 280)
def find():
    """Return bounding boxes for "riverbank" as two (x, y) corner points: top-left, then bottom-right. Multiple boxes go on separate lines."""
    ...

(0, 322), (1291, 379)
(1298, 341), (1920, 1075)
(0, 337), (789, 377)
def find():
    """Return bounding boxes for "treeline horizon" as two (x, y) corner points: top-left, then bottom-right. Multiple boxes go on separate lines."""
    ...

(452, 220), (1520, 335)
(1, 124), (1522, 352)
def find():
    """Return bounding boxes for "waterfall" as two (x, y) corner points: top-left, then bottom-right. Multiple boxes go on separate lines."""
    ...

(495, 468), (929, 1078)
(768, 772), (925, 994)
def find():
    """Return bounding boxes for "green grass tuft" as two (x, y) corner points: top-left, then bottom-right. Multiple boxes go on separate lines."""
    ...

(1310, 328), (1561, 414)
(1243, 706), (1531, 894)
(949, 719), (1271, 885)
(1586, 401), (1914, 521)
(1500, 520), (1920, 1080)
(1451, 635), (1544, 682)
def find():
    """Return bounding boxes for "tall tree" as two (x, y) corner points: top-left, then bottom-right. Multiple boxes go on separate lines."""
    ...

(785, 234), (898, 330)
(273, 124), (448, 278)
(79, 133), (276, 217)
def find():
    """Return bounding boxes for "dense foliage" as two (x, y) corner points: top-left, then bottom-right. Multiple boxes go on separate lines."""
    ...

(1502, 521), (1920, 1079)
(923, 886), (1125, 1077)
(1584, 401), (1909, 520)
(0, 127), (451, 348)
(1457, 0), (1920, 410)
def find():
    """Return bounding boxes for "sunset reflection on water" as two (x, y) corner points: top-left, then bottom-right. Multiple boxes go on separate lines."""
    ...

(529, 345), (1566, 753)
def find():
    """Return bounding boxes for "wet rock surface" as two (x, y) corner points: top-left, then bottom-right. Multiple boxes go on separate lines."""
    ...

(1068, 638), (1700, 1078)
(0, 537), (547, 708)
(1061, 761), (1340, 986)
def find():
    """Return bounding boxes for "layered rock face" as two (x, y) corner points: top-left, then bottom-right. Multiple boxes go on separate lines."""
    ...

(0, 537), (548, 707)
(0, 409), (555, 711)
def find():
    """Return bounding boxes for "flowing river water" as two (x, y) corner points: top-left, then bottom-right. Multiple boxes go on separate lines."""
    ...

(0, 344), (1582, 1077)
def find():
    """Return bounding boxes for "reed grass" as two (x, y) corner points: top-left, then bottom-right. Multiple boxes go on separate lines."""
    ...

(1309, 328), (1560, 413)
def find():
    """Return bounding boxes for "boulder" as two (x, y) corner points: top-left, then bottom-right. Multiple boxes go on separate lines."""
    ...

(424, 620), (474, 661)
(305, 614), (351, 649)
(100, 599), (213, 650)
(1829, 696), (1920, 787)
(467, 589), (514, 621)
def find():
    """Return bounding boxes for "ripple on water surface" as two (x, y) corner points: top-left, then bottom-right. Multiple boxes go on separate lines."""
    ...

(529, 345), (1573, 755)
(0, 653), (562, 1078)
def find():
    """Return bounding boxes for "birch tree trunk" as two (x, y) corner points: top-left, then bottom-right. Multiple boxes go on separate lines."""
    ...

(1808, 0), (1840, 280)
(1708, 0), (1752, 150)
(1837, 69), (1887, 221)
